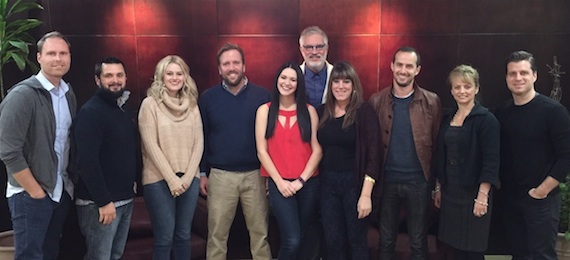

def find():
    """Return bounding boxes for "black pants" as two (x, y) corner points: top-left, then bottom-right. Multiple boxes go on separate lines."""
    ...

(501, 192), (560, 260)
(320, 170), (369, 260)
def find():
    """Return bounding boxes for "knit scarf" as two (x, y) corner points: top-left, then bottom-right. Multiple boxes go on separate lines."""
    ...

(159, 94), (191, 122)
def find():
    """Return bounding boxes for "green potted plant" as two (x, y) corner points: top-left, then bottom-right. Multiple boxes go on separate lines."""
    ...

(0, 0), (43, 100)
(0, 1), (42, 258)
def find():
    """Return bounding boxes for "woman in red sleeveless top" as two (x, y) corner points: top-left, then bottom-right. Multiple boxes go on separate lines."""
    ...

(255, 62), (322, 260)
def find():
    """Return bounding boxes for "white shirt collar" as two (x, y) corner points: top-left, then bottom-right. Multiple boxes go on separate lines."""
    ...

(36, 71), (69, 94)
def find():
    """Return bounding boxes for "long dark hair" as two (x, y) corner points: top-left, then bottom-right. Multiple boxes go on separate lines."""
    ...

(319, 61), (364, 129)
(265, 62), (311, 142)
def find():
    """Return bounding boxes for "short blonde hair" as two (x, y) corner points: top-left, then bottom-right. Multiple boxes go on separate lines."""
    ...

(147, 55), (198, 106)
(448, 64), (480, 88)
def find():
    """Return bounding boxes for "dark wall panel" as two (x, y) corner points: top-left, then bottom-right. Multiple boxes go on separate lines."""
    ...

(329, 36), (380, 98)
(134, 0), (201, 35)
(459, 0), (570, 33)
(46, 0), (136, 35)
(218, 0), (299, 35)
(300, 0), (380, 34)
(380, 0), (460, 34)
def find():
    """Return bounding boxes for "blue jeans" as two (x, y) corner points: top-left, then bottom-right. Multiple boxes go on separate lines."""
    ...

(77, 201), (133, 260)
(502, 192), (560, 260)
(269, 177), (320, 260)
(8, 191), (71, 260)
(379, 182), (430, 260)
(144, 178), (199, 260)
(320, 170), (369, 260)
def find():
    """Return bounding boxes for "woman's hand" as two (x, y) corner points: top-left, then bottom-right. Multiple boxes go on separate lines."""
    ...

(170, 179), (186, 198)
(473, 183), (491, 217)
(472, 194), (488, 218)
(291, 179), (304, 192)
(433, 191), (441, 208)
(276, 179), (296, 198)
(357, 195), (372, 219)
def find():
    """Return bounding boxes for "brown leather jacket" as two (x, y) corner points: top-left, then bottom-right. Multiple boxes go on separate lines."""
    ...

(369, 84), (441, 181)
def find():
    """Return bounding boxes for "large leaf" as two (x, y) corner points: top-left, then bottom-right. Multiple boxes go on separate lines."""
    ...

(0, 0), (7, 18)
(6, 18), (42, 33)
(0, 0), (43, 98)
(10, 51), (25, 70)
(8, 2), (43, 18)
(8, 39), (28, 53)
(0, 21), (6, 40)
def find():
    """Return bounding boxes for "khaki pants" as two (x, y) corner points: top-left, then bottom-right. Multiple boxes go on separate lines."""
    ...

(206, 168), (271, 260)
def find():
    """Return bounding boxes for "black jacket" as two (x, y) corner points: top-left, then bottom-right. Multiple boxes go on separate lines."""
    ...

(434, 102), (500, 188)
(74, 88), (139, 206)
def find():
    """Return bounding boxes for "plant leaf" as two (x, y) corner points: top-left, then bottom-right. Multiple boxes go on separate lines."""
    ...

(0, 0), (43, 98)
(6, 19), (42, 36)
(7, 1), (43, 20)
(12, 52), (26, 71)
(8, 40), (28, 53)
(10, 51), (25, 71)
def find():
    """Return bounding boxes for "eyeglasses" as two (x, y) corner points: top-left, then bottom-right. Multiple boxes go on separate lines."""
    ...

(302, 44), (327, 51)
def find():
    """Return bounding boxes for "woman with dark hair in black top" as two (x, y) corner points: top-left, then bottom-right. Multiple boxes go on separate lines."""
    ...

(317, 61), (381, 260)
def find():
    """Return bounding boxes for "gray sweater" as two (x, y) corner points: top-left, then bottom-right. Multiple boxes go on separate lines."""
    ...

(0, 76), (77, 194)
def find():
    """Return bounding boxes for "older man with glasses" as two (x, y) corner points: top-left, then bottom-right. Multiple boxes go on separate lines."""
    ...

(296, 25), (333, 260)
(299, 26), (334, 108)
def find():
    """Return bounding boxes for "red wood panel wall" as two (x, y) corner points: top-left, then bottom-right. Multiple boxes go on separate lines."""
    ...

(4, 0), (570, 109)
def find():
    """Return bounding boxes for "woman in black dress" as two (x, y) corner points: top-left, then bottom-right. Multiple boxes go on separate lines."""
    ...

(433, 65), (500, 259)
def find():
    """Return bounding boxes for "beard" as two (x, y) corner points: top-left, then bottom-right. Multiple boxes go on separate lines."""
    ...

(307, 60), (324, 69)
(305, 55), (326, 71)
(101, 84), (125, 99)
(222, 73), (244, 87)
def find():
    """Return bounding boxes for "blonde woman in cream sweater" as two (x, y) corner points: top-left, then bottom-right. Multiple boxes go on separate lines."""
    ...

(138, 55), (203, 259)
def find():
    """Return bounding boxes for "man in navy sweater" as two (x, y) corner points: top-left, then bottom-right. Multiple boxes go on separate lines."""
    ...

(74, 57), (139, 260)
(496, 51), (570, 259)
(199, 43), (272, 260)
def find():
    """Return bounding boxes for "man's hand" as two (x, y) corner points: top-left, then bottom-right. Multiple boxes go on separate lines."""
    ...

(99, 202), (116, 225)
(12, 168), (46, 199)
(200, 176), (208, 196)
(29, 189), (47, 199)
